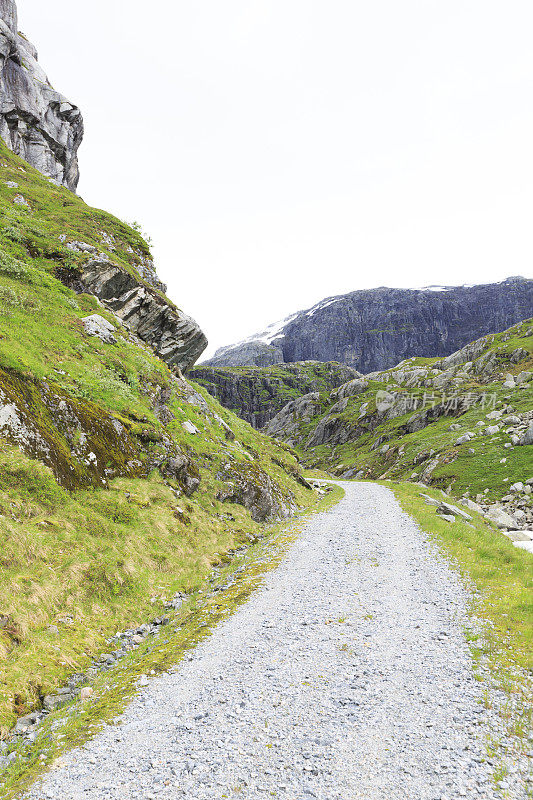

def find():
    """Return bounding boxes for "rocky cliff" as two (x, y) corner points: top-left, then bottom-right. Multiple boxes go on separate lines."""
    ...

(189, 362), (360, 427)
(0, 0), (83, 190)
(205, 278), (533, 372)
(265, 319), (533, 524)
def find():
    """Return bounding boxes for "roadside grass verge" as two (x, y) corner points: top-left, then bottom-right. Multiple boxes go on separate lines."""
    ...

(388, 480), (532, 769)
(0, 437), (314, 737)
(388, 482), (532, 671)
(0, 486), (343, 799)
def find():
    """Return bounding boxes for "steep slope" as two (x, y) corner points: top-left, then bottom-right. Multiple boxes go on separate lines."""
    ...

(0, 142), (315, 737)
(266, 319), (533, 529)
(0, 0), (83, 190)
(0, 140), (206, 372)
(188, 361), (360, 427)
(205, 278), (533, 371)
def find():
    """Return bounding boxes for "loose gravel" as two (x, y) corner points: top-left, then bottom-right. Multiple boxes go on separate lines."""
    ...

(25, 483), (527, 799)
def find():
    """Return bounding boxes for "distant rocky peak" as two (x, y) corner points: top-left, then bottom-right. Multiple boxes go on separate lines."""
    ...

(0, 0), (83, 190)
(204, 277), (533, 372)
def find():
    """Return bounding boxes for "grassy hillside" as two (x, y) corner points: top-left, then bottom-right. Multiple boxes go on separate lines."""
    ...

(0, 143), (316, 736)
(268, 319), (533, 505)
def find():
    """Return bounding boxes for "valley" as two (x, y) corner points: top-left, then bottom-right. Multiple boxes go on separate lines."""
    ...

(0, 1), (531, 798)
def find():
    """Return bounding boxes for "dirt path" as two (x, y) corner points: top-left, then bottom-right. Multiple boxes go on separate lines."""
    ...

(26, 483), (523, 799)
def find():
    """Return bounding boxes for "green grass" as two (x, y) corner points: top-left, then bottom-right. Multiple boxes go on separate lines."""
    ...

(389, 482), (533, 670)
(0, 139), (318, 745)
(0, 440), (314, 736)
(0, 485), (343, 799)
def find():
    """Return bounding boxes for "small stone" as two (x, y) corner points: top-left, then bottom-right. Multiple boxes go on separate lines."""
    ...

(80, 687), (94, 701)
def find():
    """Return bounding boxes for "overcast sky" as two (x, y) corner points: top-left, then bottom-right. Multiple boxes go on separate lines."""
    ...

(20, 0), (533, 357)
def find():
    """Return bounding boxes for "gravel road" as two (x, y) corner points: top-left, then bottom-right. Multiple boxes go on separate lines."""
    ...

(26, 483), (524, 799)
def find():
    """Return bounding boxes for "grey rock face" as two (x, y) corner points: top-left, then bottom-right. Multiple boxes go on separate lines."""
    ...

(519, 422), (533, 446)
(0, 0), (83, 190)
(216, 464), (295, 522)
(73, 257), (207, 372)
(207, 277), (533, 372)
(189, 362), (359, 428)
(210, 340), (284, 368)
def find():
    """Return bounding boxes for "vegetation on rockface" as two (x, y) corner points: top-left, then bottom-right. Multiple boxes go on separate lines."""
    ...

(0, 141), (160, 295)
(268, 319), (533, 505)
(189, 361), (359, 428)
(0, 146), (316, 737)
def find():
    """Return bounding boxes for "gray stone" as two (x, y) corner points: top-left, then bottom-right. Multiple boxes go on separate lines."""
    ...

(81, 315), (117, 344)
(518, 423), (533, 446)
(69, 259), (207, 372)
(0, 1), (83, 190)
(438, 502), (472, 522)
(43, 693), (73, 711)
(460, 498), (483, 514)
(485, 506), (517, 530)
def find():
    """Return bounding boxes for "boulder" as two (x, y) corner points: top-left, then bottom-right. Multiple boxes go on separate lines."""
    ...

(70, 259), (207, 372)
(43, 693), (73, 712)
(460, 498), (483, 514)
(437, 502), (473, 522)
(332, 378), (369, 400)
(81, 315), (117, 344)
(485, 506), (517, 530)
(518, 423), (533, 446)
(161, 453), (200, 497)
(216, 465), (294, 522)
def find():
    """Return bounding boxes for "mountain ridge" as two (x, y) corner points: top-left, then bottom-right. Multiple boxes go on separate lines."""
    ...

(204, 276), (533, 372)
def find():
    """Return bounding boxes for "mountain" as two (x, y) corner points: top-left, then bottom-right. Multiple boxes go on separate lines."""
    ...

(189, 361), (360, 428)
(0, 0), (83, 190)
(204, 278), (533, 372)
(265, 318), (533, 521)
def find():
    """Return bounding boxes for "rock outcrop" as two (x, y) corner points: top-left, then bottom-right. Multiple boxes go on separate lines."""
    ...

(74, 255), (207, 373)
(205, 278), (533, 372)
(216, 462), (296, 522)
(189, 362), (359, 428)
(0, 0), (83, 190)
(263, 318), (533, 514)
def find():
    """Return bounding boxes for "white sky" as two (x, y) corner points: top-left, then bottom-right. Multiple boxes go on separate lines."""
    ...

(20, 0), (533, 357)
